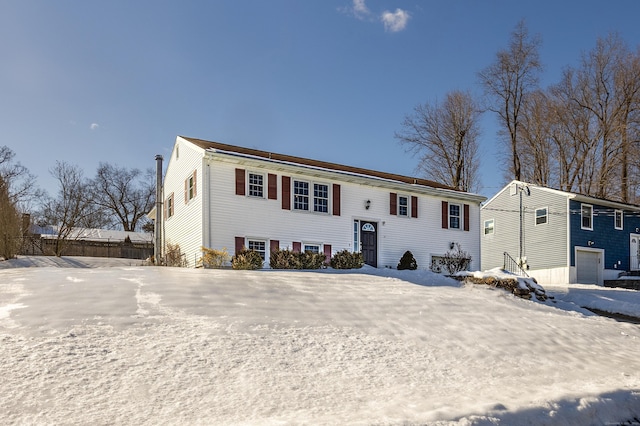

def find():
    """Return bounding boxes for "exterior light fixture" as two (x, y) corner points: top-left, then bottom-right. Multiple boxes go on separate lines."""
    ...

(588, 240), (595, 246)
(449, 242), (455, 250)
(365, 200), (371, 210)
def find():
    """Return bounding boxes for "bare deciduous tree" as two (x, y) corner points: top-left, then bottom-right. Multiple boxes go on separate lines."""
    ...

(90, 163), (156, 232)
(479, 19), (542, 182)
(396, 90), (482, 192)
(41, 162), (92, 256)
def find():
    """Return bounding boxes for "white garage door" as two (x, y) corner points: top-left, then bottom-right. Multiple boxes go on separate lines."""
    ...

(576, 250), (600, 284)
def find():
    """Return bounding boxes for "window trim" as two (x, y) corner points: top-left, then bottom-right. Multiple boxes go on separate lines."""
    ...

(398, 194), (409, 217)
(313, 183), (329, 213)
(535, 207), (548, 226)
(581, 204), (593, 231)
(293, 179), (310, 211)
(292, 179), (331, 214)
(247, 171), (265, 198)
(303, 243), (321, 254)
(247, 239), (267, 261)
(615, 209), (624, 230)
(165, 192), (175, 219)
(449, 203), (461, 229)
(483, 218), (494, 235)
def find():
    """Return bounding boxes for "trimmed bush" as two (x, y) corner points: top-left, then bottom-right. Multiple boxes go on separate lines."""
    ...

(300, 251), (326, 269)
(231, 248), (263, 270)
(397, 250), (417, 270)
(270, 248), (302, 269)
(269, 248), (326, 270)
(330, 250), (364, 269)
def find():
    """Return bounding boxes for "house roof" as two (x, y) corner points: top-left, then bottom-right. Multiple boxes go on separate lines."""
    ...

(484, 180), (640, 212)
(180, 136), (468, 194)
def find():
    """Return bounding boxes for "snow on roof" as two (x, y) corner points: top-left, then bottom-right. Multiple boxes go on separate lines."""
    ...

(37, 227), (153, 243)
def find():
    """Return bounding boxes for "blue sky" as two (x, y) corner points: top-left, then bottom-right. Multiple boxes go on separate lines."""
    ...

(2, 1), (640, 199)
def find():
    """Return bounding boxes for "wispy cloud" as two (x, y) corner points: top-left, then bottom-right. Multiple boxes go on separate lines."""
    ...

(90, 123), (99, 130)
(352, 0), (371, 19)
(340, 1), (411, 32)
(339, 0), (372, 20)
(381, 8), (411, 32)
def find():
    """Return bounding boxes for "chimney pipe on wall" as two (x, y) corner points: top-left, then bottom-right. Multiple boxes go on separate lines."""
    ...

(154, 155), (163, 264)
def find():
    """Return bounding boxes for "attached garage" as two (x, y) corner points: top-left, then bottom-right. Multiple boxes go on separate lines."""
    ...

(575, 249), (602, 285)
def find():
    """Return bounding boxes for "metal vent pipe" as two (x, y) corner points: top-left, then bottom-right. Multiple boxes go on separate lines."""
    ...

(154, 155), (163, 264)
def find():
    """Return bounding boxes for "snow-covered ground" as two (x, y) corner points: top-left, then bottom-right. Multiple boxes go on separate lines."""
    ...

(1, 256), (640, 425)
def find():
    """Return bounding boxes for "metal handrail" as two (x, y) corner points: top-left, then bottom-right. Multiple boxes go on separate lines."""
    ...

(503, 251), (529, 277)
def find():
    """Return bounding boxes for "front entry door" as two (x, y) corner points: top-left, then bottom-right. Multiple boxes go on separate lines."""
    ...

(631, 234), (640, 271)
(361, 221), (377, 267)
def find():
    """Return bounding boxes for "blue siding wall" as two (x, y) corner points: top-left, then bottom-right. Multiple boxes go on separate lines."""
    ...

(569, 199), (640, 270)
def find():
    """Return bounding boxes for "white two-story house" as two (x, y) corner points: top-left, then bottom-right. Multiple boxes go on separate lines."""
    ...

(159, 136), (486, 269)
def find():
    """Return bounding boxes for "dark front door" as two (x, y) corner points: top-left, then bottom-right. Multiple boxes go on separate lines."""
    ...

(360, 221), (377, 267)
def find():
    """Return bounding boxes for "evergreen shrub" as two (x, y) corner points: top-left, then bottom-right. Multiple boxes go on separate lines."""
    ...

(330, 250), (364, 269)
(231, 248), (263, 270)
(397, 250), (418, 270)
(269, 248), (326, 269)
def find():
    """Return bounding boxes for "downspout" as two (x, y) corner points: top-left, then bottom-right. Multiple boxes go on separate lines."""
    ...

(155, 155), (163, 264)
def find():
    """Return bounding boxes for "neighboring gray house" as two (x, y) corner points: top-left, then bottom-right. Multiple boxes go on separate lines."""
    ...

(481, 181), (640, 285)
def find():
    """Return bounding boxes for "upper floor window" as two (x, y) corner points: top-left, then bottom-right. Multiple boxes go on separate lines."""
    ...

(398, 195), (409, 217)
(484, 219), (494, 235)
(535, 207), (548, 225)
(581, 204), (593, 230)
(166, 193), (174, 219)
(449, 203), (461, 229)
(185, 170), (197, 203)
(248, 172), (264, 198)
(314, 183), (328, 213)
(293, 180), (309, 210)
(615, 210), (623, 230)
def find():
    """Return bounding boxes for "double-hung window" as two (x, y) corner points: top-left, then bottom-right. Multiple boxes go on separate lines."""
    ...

(294, 180), (309, 211)
(449, 203), (461, 229)
(581, 204), (593, 230)
(484, 219), (494, 235)
(398, 195), (409, 217)
(615, 210), (623, 230)
(166, 193), (174, 218)
(314, 184), (329, 213)
(535, 207), (548, 225)
(248, 173), (264, 198)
